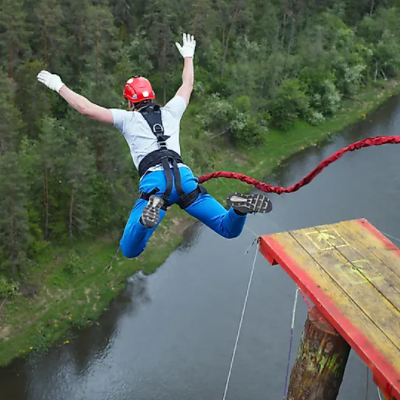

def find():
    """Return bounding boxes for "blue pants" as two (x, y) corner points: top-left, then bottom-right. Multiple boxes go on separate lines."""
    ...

(120, 167), (247, 258)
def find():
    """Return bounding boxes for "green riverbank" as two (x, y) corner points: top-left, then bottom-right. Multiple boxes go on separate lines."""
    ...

(0, 80), (399, 367)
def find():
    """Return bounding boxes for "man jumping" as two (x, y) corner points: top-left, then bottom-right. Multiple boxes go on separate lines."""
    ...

(37, 34), (272, 258)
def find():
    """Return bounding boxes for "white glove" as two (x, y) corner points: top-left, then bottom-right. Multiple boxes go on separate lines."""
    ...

(175, 33), (196, 58)
(37, 70), (65, 93)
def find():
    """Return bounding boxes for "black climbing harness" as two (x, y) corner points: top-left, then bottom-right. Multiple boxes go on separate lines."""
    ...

(138, 103), (207, 210)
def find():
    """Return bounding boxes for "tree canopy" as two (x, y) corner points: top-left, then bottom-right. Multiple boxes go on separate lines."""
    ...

(0, 0), (399, 290)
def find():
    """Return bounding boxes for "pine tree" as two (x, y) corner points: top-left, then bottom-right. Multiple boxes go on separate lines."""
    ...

(34, 0), (64, 70)
(29, 117), (66, 241)
(0, 152), (29, 279)
(64, 135), (96, 248)
(110, 0), (136, 42)
(142, 0), (182, 103)
(0, 0), (29, 78)
(0, 71), (22, 154)
(14, 61), (52, 139)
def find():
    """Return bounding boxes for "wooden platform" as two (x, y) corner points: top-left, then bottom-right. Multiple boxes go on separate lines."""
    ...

(259, 219), (400, 400)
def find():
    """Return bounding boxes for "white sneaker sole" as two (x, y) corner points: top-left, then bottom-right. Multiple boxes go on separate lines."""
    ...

(141, 195), (164, 228)
(227, 193), (272, 214)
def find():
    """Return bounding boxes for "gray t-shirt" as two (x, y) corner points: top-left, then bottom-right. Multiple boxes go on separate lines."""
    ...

(110, 96), (188, 173)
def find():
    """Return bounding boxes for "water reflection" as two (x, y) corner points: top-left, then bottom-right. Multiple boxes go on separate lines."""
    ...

(179, 222), (202, 252)
(68, 273), (151, 371)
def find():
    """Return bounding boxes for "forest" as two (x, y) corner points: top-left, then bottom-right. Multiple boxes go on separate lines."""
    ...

(0, 0), (400, 295)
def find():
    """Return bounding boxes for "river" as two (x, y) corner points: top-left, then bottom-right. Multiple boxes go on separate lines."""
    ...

(2, 95), (400, 400)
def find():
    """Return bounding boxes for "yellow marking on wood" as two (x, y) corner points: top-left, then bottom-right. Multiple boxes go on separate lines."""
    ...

(290, 226), (400, 351)
(334, 259), (385, 286)
(305, 229), (350, 251)
(342, 220), (400, 279)
(318, 221), (400, 314)
(270, 231), (400, 373)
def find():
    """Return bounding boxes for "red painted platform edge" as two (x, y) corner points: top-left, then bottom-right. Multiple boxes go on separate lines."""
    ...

(357, 219), (400, 258)
(259, 234), (400, 400)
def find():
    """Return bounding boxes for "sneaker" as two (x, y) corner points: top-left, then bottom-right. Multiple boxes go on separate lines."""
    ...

(226, 192), (272, 214)
(141, 195), (164, 228)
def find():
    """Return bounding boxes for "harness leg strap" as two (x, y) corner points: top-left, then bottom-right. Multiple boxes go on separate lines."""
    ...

(177, 185), (208, 209)
(161, 157), (174, 204)
(139, 186), (169, 211)
(172, 158), (185, 195)
(139, 187), (160, 201)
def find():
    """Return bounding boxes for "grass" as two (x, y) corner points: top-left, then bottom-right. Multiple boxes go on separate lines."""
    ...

(0, 228), (184, 365)
(0, 80), (399, 367)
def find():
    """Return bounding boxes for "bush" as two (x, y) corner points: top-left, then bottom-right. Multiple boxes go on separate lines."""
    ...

(307, 110), (326, 126)
(311, 80), (341, 115)
(0, 277), (19, 299)
(228, 96), (267, 144)
(197, 93), (234, 136)
(270, 79), (310, 130)
(63, 250), (85, 276)
(299, 67), (342, 114)
(197, 94), (267, 145)
(230, 113), (267, 145)
(233, 96), (251, 113)
(334, 60), (368, 96)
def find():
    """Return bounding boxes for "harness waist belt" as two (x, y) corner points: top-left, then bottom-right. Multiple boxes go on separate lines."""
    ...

(138, 149), (184, 178)
(140, 184), (208, 210)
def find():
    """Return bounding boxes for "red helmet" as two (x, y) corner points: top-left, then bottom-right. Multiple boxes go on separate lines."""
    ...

(123, 75), (155, 103)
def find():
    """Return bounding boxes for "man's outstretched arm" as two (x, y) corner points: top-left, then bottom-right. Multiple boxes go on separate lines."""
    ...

(175, 34), (196, 106)
(37, 70), (114, 124)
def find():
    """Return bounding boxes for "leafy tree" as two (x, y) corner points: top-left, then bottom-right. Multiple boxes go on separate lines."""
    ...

(270, 79), (310, 129)
(358, 7), (400, 79)
(300, 68), (342, 114)
(0, 0), (399, 281)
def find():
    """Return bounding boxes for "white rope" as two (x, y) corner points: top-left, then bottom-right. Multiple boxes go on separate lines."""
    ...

(381, 231), (400, 243)
(222, 242), (259, 400)
(291, 288), (299, 330)
(244, 224), (260, 239)
(244, 238), (257, 255)
(377, 387), (384, 400)
(104, 246), (120, 272)
(283, 287), (299, 399)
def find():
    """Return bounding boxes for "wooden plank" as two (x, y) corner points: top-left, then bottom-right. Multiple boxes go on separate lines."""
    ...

(347, 219), (400, 280)
(259, 233), (400, 399)
(290, 227), (400, 352)
(261, 233), (400, 388)
(359, 219), (400, 276)
(314, 221), (400, 314)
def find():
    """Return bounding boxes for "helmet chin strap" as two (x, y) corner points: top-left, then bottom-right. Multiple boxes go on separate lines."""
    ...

(130, 100), (152, 112)
(128, 101), (138, 111)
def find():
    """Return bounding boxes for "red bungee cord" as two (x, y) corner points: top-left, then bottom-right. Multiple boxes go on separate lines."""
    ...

(198, 136), (400, 194)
